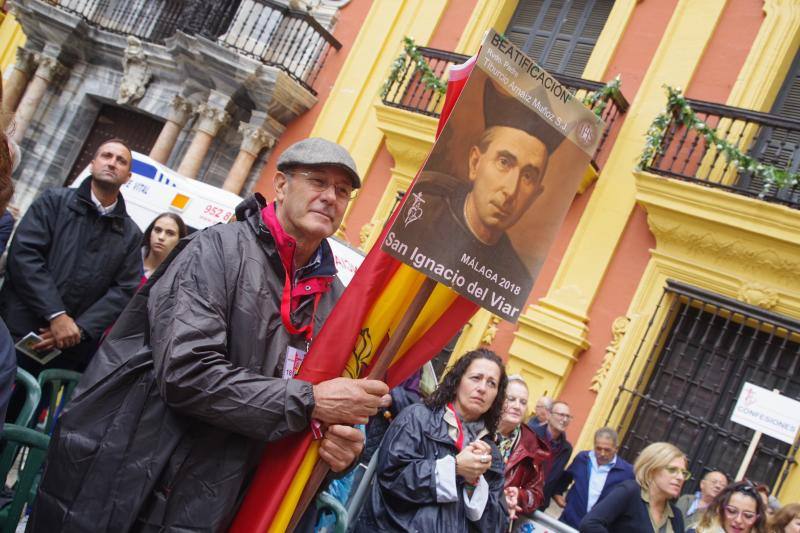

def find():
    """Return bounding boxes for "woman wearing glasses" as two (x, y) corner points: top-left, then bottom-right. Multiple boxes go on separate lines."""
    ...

(689, 481), (767, 533)
(579, 441), (688, 532)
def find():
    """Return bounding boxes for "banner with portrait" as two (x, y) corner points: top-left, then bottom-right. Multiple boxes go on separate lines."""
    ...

(381, 29), (604, 322)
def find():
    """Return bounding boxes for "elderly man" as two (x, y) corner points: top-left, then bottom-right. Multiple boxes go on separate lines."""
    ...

(531, 400), (574, 510)
(28, 138), (391, 532)
(552, 427), (634, 528)
(530, 395), (553, 428)
(675, 470), (728, 528)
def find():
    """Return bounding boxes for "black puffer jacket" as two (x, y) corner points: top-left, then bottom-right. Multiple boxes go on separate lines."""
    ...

(356, 403), (509, 533)
(27, 196), (344, 532)
(0, 178), (142, 369)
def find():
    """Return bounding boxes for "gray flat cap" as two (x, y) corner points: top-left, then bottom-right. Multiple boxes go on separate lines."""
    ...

(276, 137), (360, 188)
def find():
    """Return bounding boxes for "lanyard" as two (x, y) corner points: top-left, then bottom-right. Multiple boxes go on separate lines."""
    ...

(279, 268), (321, 343)
(447, 403), (465, 451)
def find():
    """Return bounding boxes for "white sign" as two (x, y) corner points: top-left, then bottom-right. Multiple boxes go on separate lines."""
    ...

(731, 382), (800, 445)
(327, 237), (365, 287)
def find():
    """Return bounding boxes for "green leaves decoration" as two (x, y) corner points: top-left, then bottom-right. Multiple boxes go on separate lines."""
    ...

(639, 86), (799, 197)
(381, 37), (448, 99)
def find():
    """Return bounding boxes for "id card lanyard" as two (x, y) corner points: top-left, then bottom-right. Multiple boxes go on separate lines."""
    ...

(279, 268), (322, 349)
(280, 269), (325, 440)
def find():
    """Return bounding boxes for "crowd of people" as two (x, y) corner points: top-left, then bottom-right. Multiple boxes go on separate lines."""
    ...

(358, 350), (800, 533)
(0, 92), (798, 531)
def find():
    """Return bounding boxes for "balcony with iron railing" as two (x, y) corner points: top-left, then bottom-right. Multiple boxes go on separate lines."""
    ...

(641, 92), (800, 209)
(51, 0), (340, 94)
(380, 45), (629, 167)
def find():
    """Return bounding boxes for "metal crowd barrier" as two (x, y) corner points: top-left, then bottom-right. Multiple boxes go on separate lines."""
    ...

(513, 511), (579, 533)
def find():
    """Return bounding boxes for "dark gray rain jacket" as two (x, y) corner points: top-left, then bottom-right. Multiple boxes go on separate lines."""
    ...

(356, 403), (509, 532)
(27, 195), (344, 532)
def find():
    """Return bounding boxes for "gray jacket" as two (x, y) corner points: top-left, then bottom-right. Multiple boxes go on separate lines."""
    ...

(27, 196), (344, 532)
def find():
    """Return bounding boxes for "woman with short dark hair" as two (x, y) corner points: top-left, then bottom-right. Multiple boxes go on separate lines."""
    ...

(356, 348), (510, 532)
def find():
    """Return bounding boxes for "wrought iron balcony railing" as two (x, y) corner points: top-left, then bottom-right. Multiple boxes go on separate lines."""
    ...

(380, 46), (629, 165)
(644, 98), (800, 209)
(52, 0), (341, 95)
(207, 0), (340, 95)
(56, 0), (185, 43)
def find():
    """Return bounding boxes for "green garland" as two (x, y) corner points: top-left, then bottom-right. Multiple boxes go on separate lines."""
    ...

(383, 36), (624, 120)
(583, 75), (622, 118)
(381, 37), (448, 99)
(639, 85), (799, 196)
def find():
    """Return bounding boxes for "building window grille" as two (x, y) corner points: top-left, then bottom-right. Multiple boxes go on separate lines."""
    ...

(607, 280), (800, 494)
(505, 0), (614, 77)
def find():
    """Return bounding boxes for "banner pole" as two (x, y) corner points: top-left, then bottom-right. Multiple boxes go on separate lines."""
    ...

(286, 277), (438, 531)
(736, 430), (762, 481)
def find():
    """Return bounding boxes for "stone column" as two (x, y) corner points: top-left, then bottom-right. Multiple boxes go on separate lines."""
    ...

(176, 102), (230, 178)
(149, 95), (195, 164)
(11, 56), (67, 143)
(1, 48), (38, 128)
(221, 122), (275, 193)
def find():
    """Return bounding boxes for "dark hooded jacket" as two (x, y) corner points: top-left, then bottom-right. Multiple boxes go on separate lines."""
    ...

(27, 195), (344, 532)
(356, 403), (509, 532)
(0, 178), (142, 370)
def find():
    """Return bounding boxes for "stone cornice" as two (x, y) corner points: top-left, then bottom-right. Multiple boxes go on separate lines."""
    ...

(635, 171), (800, 284)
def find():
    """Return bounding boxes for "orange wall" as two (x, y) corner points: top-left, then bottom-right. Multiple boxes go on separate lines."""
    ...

(557, 206), (654, 441)
(252, 0), (372, 201)
(343, 141), (395, 244)
(685, 0), (763, 102)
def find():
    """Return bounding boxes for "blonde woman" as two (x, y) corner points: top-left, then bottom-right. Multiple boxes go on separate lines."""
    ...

(579, 441), (688, 533)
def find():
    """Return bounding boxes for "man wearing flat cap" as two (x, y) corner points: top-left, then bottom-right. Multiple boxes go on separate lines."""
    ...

(400, 79), (565, 293)
(28, 138), (391, 532)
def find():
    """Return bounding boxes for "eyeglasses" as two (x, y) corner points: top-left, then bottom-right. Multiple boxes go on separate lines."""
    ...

(550, 412), (573, 420)
(663, 466), (692, 481)
(724, 505), (758, 523)
(286, 170), (356, 202)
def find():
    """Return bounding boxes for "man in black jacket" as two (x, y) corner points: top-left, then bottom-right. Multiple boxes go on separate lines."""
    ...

(531, 400), (574, 510)
(0, 139), (142, 381)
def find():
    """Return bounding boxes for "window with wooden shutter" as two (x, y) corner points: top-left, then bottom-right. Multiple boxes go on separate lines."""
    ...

(505, 0), (614, 77)
(743, 50), (800, 199)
